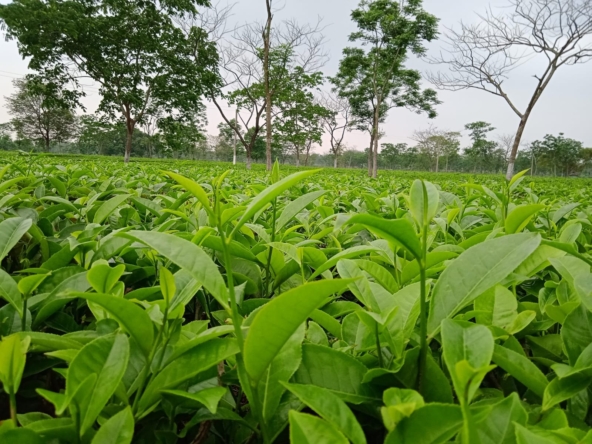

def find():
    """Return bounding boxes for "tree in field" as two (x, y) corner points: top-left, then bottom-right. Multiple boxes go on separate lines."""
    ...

(318, 93), (353, 168)
(428, 0), (592, 179)
(332, 0), (439, 178)
(214, 119), (243, 162)
(412, 128), (461, 172)
(4, 78), (77, 152)
(205, 8), (327, 170)
(274, 69), (331, 167)
(380, 142), (408, 169)
(0, 0), (219, 163)
(532, 133), (583, 176)
(464, 122), (499, 173)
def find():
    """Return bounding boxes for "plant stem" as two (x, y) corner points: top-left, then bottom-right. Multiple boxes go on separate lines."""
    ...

(264, 198), (277, 298)
(21, 298), (27, 331)
(375, 322), (384, 368)
(9, 391), (17, 424)
(417, 181), (430, 394)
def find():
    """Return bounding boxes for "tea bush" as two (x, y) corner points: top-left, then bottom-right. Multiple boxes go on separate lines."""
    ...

(1, 152), (592, 443)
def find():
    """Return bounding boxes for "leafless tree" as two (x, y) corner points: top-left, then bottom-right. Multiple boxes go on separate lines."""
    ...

(497, 133), (516, 164)
(428, 0), (592, 179)
(180, 1), (327, 169)
(318, 93), (352, 168)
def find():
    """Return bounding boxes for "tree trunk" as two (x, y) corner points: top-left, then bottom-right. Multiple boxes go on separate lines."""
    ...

(295, 146), (300, 167)
(263, 0), (273, 171)
(246, 151), (252, 170)
(44, 136), (50, 153)
(372, 103), (380, 179)
(124, 121), (134, 164)
(368, 132), (374, 177)
(435, 155), (439, 173)
(334, 156), (338, 169)
(506, 116), (528, 180)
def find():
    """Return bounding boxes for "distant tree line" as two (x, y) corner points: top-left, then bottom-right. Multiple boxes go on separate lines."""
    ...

(1, 0), (591, 178)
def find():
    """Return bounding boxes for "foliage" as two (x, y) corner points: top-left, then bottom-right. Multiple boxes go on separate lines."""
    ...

(0, 153), (591, 442)
(331, 0), (439, 177)
(4, 78), (77, 152)
(0, 0), (219, 163)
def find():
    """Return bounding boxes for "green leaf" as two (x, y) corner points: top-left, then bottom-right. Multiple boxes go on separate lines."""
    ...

(492, 344), (548, 398)
(385, 404), (463, 444)
(259, 325), (305, 423)
(347, 214), (422, 259)
(474, 285), (517, 328)
(505, 204), (545, 234)
(428, 233), (541, 336)
(93, 194), (130, 224)
(477, 393), (527, 444)
(276, 190), (327, 232)
(66, 334), (129, 435)
(293, 344), (378, 403)
(0, 428), (43, 444)
(165, 171), (213, 216)
(309, 245), (380, 280)
(0, 333), (29, 395)
(137, 338), (238, 415)
(543, 367), (592, 411)
(244, 279), (351, 382)
(284, 383), (366, 444)
(409, 179), (439, 226)
(0, 217), (32, 262)
(562, 303), (592, 366)
(121, 231), (228, 310)
(514, 424), (557, 444)
(441, 320), (494, 403)
(161, 387), (227, 414)
(508, 169), (530, 189)
(552, 202), (580, 224)
(72, 292), (154, 357)
(288, 411), (348, 444)
(381, 388), (425, 431)
(159, 267), (175, 305)
(234, 169), (320, 234)
(0, 269), (22, 316)
(91, 407), (134, 444)
(87, 261), (125, 294)
(33, 272), (90, 328)
(401, 251), (457, 284)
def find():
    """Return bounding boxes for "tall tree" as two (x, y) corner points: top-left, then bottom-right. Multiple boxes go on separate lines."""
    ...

(413, 128), (461, 172)
(428, 0), (592, 179)
(532, 133), (583, 176)
(273, 69), (330, 167)
(464, 121), (498, 173)
(332, 0), (439, 178)
(207, 12), (326, 169)
(4, 78), (77, 151)
(0, 0), (219, 163)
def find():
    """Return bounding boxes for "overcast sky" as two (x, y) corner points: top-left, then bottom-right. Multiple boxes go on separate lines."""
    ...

(1, 0), (591, 152)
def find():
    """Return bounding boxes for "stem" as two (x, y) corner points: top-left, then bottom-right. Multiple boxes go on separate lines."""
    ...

(375, 323), (384, 368)
(264, 198), (277, 298)
(21, 298), (27, 331)
(417, 181), (430, 394)
(9, 391), (17, 425)
(417, 263), (428, 393)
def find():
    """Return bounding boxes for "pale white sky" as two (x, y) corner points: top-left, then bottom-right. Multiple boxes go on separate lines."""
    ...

(1, 0), (591, 152)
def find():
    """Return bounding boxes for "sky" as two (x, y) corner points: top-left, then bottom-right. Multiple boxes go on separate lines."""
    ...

(0, 0), (591, 152)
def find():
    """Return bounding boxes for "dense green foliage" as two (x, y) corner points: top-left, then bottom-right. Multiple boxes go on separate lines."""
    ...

(1, 154), (592, 442)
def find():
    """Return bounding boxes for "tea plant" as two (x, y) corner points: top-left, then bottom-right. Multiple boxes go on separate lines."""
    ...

(1, 152), (592, 443)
